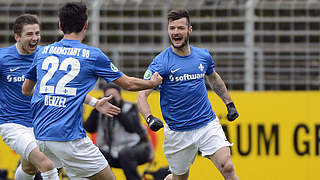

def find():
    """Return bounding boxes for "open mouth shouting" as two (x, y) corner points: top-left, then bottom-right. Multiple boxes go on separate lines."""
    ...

(171, 35), (185, 48)
(28, 41), (38, 51)
(21, 40), (39, 54)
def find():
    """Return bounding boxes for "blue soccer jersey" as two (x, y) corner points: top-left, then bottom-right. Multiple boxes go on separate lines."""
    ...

(144, 46), (216, 131)
(26, 39), (123, 141)
(0, 44), (40, 127)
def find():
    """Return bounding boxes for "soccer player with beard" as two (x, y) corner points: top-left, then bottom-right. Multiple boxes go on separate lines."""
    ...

(137, 9), (240, 180)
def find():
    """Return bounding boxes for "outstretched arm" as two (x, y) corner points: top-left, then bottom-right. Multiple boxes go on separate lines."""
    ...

(22, 79), (120, 117)
(137, 89), (163, 131)
(207, 71), (239, 121)
(113, 72), (162, 91)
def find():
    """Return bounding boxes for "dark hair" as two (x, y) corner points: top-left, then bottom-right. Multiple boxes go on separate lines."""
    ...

(167, 9), (190, 27)
(103, 83), (122, 94)
(13, 14), (40, 36)
(58, 2), (88, 34)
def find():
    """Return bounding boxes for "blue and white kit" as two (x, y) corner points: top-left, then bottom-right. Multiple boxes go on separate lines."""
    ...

(26, 39), (123, 141)
(144, 46), (217, 131)
(0, 44), (40, 127)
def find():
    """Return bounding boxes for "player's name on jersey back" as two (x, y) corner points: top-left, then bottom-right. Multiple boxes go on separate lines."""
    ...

(44, 95), (66, 108)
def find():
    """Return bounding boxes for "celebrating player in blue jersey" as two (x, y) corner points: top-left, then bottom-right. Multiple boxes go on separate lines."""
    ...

(0, 14), (60, 180)
(22, 2), (162, 180)
(137, 9), (239, 180)
(0, 13), (119, 180)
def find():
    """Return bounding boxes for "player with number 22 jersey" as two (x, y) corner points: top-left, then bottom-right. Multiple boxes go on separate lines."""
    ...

(26, 39), (123, 141)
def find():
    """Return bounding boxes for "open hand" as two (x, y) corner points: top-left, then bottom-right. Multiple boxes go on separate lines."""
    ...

(96, 95), (121, 117)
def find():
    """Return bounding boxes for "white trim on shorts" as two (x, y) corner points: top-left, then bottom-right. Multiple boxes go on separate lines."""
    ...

(163, 118), (232, 175)
(37, 136), (108, 179)
(0, 123), (37, 161)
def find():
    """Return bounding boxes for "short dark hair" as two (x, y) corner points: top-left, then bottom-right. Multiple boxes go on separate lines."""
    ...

(167, 9), (190, 27)
(13, 14), (40, 36)
(58, 2), (88, 34)
(103, 83), (122, 94)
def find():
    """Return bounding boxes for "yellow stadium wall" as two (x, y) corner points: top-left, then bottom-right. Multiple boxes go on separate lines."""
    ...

(1, 91), (319, 180)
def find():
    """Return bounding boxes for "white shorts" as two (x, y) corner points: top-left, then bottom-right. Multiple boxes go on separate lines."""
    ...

(0, 123), (37, 161)
(37, 137), (108, 179)
(163, 119), (232, 175)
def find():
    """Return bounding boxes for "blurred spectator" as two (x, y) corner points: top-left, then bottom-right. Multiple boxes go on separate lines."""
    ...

(84, 84), (153, 180)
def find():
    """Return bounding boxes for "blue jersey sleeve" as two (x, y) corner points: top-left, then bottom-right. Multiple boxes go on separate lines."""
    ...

(205, 49), (215, 75)
(143, 55), (166, 80)
(94, 49), (123, 83)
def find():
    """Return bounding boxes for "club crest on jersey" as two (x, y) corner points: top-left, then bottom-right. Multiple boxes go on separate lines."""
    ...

(144, 70), (152, 80)
(198, 63), (204, 72)
(110, 63), (119, 72)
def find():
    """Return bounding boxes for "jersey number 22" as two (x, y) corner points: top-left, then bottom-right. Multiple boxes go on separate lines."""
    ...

(39, 56), (80, 96)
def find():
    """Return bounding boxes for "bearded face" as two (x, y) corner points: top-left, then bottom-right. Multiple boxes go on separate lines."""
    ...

(168, 17), (192, 49)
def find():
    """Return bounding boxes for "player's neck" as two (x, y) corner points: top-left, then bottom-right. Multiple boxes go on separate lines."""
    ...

(63, 32), (85, 42)
(171, 45), (191, 56)
(15, 43), (32, 55)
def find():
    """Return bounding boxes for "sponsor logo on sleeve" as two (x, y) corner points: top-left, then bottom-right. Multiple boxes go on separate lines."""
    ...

(143, 70), (152, 80)
(110, 63), (119, 72)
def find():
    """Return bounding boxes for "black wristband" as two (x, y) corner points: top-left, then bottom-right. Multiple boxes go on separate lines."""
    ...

(227, 102), (235, 109)
(146, 115), (154, 123)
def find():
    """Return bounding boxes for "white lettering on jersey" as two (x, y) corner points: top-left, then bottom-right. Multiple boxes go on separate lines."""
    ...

(43, 46), (90, 58)
(6, 75), (25, 82)
(44, 95), (67, 108)
(169, 73), (205, 82)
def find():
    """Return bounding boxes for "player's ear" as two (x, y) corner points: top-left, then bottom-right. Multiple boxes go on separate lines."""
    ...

(189, 25), (192, 33)
(14, 33), (20, 42)
(58, 22), (63, 31)
(83, 21), (88, 31)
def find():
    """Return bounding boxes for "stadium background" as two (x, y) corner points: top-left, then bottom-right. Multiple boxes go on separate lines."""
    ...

(0, 0), (319, 179)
